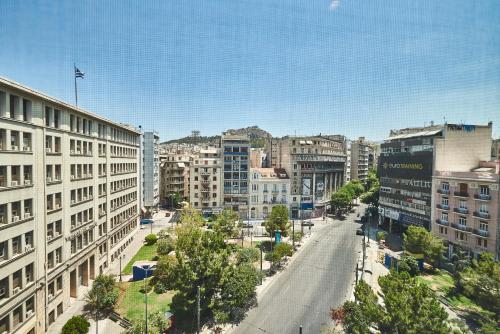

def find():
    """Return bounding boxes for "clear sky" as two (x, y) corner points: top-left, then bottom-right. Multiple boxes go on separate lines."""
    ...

(0, 0), (499, 141)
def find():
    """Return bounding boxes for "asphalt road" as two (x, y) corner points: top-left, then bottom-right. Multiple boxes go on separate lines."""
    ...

(232, 209), (363, 334)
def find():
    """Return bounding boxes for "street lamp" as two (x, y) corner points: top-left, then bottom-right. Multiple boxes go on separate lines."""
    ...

(137, 266), (152, 334)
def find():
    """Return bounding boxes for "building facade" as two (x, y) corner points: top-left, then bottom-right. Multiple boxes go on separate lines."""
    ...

(159, 153), (193, 205)
(432, 162), (499, 259)
(142, 132), (160, 213)
(189, 148), (223, 216)
(350, 137), (373, 181)
(379, 123), (492, 232)
(0, 77), (141, 334)
(249, 168), (291, 220)
(222, 135), (250, 216)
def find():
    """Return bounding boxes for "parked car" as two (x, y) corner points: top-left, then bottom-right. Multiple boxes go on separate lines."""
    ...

(356, 228), (364, 236)
(301, 220), (314, 227)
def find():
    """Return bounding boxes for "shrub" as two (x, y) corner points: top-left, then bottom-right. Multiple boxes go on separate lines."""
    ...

(398, 255), (419, 276)
(265, 242), (293, 267)
(145, 233), (158, 245)
(236, 247), (259, 265)
(376, 231), (387, 242)
(291, 232), (303, 242)
(62, 315), (90, 334)
(157, 236), (174, 256)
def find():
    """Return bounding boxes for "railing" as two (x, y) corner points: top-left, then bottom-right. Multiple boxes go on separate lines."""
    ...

(453, 191), (469, 198)
(435, 218), (449, 226)
(473, 211), (490, 219)
(437, 189), (450, 195)
(472, 229), (489, 237)
(436, 204), (449, 210)
(474, 193), (491, 200)
(451, 223), (472, 232)
(453, 207), (469, 214)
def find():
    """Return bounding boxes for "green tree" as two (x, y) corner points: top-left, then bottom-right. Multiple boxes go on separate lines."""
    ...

(361, 170), (380, 208)
(61, 315), (90, 334)
(398, 254), (419, 276)
(152, 255), (178, 292)
(168, 192), (181, 208)
(130, 311), (172, 334)
(213, 208), (241, 238)
(331, 190), (352, 215)
(180, 207), (206, 227)
(346, 180), (365, 201)
(157, 234), (175, 256)
(264, 205), (290, 239)
(235, 247), (259, 265)
(85, 275), (118, 327)
(265, 242), (293, 268)
(403, 226), (445, 267)
(145, 233), (158, 245)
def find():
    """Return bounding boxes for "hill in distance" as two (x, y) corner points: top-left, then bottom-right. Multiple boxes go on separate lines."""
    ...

(162, 126), (272, 148)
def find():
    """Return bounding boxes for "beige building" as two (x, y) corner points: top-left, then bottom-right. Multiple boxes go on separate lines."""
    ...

(0, 77), (141, 333)
(249, 168), (292, 220)
(433, 161), (499, 259)
(189, 148), (223, 215)
(350, 137), (374, 181)
(159, 153), (194, 205)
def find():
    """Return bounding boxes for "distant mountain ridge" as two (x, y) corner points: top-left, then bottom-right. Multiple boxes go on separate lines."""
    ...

(161, 126), (272, 147)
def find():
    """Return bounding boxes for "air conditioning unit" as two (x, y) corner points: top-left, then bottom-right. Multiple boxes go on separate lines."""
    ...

(70, 175), (75, 180)
(55, 203), (60, 209)
(24, 212), (31, 219)
(55, 231), (61, 237)
(83, 196), (87, 201)
(23, 146), (30, 151)
(46, 147), (51, 153)
(12, 216), (19, 222)
(76, 150), (81, 155)
(70, 150), (75, 154)
(13, 287), (20, 294)
(11, 180), (18, 186)
(46, 177), (52, 183)
(24, 179), (31, 185)
(26, 310), (33, 318)
(11, 145), (18, 151)
(47, 235), (53, 241)
(0, 287), (5, 296)
(71, 199), (76, 204)
(48, 293), (53, 299)
(25, 245), (32, 252)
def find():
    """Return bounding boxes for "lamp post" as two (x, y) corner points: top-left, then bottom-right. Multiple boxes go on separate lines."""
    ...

(138, 266), (151, 334)
(292, 219), (295, 248)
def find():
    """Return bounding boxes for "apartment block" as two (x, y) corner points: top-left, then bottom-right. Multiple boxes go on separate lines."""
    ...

(142, 132), (160, 214)
(159, 153), (194, 205)
(350, 137), (374, 181)
(0, 77), (141, 334)
(273, 136), (346, 219)
(379, 123), (492, 232)
(249, 168), (291, 219)
(433, 161), (499, 259)
(222, 134), (250, 216)
(190, 148), (223, 215)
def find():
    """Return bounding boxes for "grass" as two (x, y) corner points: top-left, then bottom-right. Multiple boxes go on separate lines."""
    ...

(122, 243), (158, 274)
(116, 280), (173, 321)
(416, 270), (454, 295)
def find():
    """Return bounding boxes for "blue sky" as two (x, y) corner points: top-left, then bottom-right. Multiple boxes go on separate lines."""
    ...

(0, 0), (499, 141)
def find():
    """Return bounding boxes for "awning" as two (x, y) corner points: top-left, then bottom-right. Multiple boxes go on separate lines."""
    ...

(141, 207), (147, 213)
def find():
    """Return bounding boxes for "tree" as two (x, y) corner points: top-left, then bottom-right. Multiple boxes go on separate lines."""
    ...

(236, 247), (259, 265)
(335, 271), (451, 334)
(213, 208), (241, 238)
(62, 315), (90, 334)
(345, 180), (365, 201)
(130, 311), (172, 334)
(145, 233), (158, 245)
(361, 170), (380, 208)
(265, 242), (293, 268)
(398, 254), (419, 276)
(264, 205), (290, 239)
(331, 190), (352, 215)
(85, 275), (118, 328)
(157, 234), (175, 256)
(179, 207), (205, 227)
(403, 226), (445, 267)
(168, 192), (181, 208)
(152, 255), (178, 292)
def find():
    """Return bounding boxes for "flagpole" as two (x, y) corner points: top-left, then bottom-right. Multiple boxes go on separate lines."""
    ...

(74, 63), (78, 106)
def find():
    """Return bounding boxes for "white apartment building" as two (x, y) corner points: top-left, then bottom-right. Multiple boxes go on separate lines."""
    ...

(189, 148), (223, 216)
(0, 77), (141, 334)
(249, 168), (292, 220)
(159, 153), (194, 206)
(142, 132), (160, 214)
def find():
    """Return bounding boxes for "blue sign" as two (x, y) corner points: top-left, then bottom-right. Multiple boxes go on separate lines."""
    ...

(140, 219), (153, 225)
(275, 230), (281, 244)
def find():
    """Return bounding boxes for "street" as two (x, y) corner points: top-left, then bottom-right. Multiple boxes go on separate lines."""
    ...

(231, 207), (364, 334)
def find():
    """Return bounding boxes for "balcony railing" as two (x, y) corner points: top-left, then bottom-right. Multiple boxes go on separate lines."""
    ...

(451, 223), (472, 232)
(436, 204), (449, 210)
(453, 207), (469, 214)
(453, 191), (469, 198)
(474, 193), (491, 201)
(473, 211), (490, 219)
(472, 229), (489, 238)
(435, 218), (449, 226)
(437, 189), (450, 195)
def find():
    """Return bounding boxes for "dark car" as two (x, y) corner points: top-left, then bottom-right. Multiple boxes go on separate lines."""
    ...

(241, 223), (252, 228)
(356, 228), (364, 236)
(301, 221), (314, 227)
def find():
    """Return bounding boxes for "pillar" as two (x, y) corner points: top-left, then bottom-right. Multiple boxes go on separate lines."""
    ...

(5, 129), (11, 150)
(312, 173), (316, 204)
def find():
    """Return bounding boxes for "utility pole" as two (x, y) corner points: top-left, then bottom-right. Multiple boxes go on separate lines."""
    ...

(299, 325), (303, 334)
(241, 228), (244, 247)
(144, 275), (148, 334)
(355, 263), (359, 284)
(197, 285), (201, 334)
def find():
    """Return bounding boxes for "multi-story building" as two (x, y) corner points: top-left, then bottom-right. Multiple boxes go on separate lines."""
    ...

(350, 137), (374, 181)
(250, 148), (266, 168)
(221, 134), (250, 216)
(0, 77), (141, 334)
(492, 138), (500, 160)
(141, 132), (160, 214)
(379, 122), (492, 232)
(189, 147), (223, 216)
(433, 161), (499, 259)
(249, 168), (291, 220)
(159, 153), (194, 205)
(273, 136), (346, 219)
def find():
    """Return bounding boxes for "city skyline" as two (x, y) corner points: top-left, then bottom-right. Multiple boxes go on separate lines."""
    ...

(1, 0), (499, 142)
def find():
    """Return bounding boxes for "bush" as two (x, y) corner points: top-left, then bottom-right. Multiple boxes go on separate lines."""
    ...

(265, 242), (293, 267)
(236, 247), (259, 265)
(145, 233), (158, 245)
(157, 236), (174, 256)
(398, 255), (419, 276)
(62, 315), (90, 334)
(291, 232), (303, 242)
(376, 231), (387, 242)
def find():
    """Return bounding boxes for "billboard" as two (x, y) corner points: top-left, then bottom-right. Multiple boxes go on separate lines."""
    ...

(302, 177), (311, 196)
(378, 151), (433, 180)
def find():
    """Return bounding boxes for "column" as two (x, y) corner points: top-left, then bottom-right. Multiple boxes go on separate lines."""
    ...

(6, 166), (11, 187)
(333, 173), (338, 192)
(312, 172), (316, 204)
(5, 129), (11, 150)
(7, 202), (11, 224)
(329, 173), (333, 195)
(19, 165), (24, 186)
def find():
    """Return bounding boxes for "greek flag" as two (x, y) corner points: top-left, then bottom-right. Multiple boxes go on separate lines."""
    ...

(74, 66), (85, 79)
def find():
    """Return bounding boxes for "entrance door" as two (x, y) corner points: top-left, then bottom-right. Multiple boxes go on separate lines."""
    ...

(89, 256), (95, 280)
(70, 270), (77, 298)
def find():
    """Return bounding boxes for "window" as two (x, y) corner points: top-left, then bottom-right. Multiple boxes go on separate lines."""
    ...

(458, 216), (466, 226)
(479, 204), (488, 213)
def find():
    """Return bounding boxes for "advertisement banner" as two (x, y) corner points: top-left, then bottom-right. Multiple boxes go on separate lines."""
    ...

(302, 177), (311, 196)
(378, 151), (433, 180)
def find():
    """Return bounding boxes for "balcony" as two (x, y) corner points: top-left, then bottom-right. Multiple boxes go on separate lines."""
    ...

(435, 218), (449, 226)
(451, 223), (472, 232)
(436, 204), (449, 210)
(453, 207), (469, 214)
(473, 211), (490, 219)
(453, 191), (469, 198)
(472, 229), (489, 238)
(474, 193), (491, 201)
(437, 189), (450, 195)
